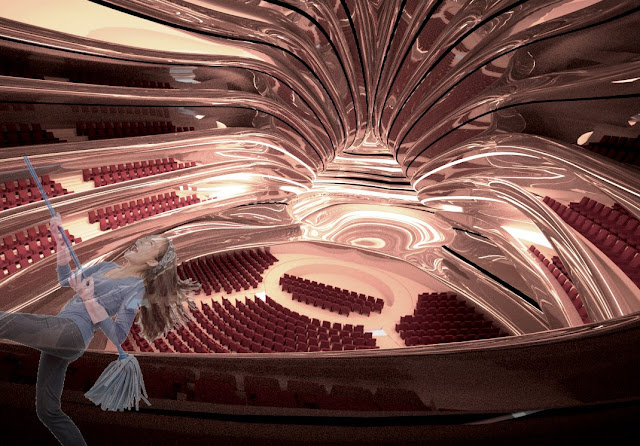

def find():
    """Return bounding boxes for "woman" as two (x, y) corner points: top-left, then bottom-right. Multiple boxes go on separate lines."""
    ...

(0, 213), (199, 445)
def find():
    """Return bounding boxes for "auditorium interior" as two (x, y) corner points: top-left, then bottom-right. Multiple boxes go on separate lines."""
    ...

(1, 0), (639, 444)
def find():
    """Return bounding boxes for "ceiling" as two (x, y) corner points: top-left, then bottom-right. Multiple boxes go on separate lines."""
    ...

(1, 0), (640, 327)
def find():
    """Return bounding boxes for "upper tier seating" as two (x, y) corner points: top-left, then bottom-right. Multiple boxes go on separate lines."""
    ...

(582, 135), (640, 167)
(0, 59), (43, 80)
(543, 196), (640, 288)
(1, 224), (81, 280)
(395, 292), (507, 346)
(279, 273), (384, 317)
(1, 123), (62, 148)
(528, 245), (590, 323)
(68, 72), (172, 89)
(177, 247), (277, 296)
(71, 104), (170, 118)
(82, 157), (196, 187)
(89, 192), (200, 231)
(76, 120), (193, 141)
(2, 175), (69, 210)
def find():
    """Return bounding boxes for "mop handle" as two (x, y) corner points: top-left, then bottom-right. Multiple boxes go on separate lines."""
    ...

(23, 156), (84, 277)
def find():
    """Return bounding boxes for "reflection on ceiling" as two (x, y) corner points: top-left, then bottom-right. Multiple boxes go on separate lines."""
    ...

(1, 0), (639, 329)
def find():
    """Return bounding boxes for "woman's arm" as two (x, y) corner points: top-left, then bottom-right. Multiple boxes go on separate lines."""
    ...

(96, 286), (145, 346)
(68, 270), (145, 346)
(57, 262), (104, 287)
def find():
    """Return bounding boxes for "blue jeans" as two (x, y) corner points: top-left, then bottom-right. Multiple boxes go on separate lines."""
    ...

(0, 311), (88, 446)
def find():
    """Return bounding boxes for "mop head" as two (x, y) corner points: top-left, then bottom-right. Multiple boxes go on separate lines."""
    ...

(85, 354), (151, 411)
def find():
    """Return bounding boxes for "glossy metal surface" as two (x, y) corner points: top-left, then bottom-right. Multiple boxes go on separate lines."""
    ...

(1, 0), (640, 334)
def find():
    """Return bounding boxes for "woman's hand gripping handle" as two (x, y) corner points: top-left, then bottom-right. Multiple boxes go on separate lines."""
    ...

(69, 270), (109, 324)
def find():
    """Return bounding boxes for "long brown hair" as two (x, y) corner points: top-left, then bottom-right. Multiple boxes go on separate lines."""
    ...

(136, 237), (200, 343)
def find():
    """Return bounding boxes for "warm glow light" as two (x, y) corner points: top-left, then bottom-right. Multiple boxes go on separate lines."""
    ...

(1, 0), (260, 57)
(577, 131), (593, 146)
(421, 196), (503, 204)
(314, 186), (419, 202)
(612, 77), (640, 84)
(502, 225), (552, 248)
(441, 204), (464, 213)
(350, 237), (387, 249)
(279, 185), (304, 194)
(414, 152), (540, 185)
(333, 156), (399, 165)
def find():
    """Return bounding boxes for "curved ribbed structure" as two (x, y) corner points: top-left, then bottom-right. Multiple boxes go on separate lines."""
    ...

(1, 1), (639, 443)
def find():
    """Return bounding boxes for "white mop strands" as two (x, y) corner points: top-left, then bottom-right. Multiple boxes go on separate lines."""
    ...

(84, 352), (150, 411)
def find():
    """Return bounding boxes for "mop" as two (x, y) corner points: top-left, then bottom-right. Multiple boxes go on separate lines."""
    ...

(23, 155), (151, 412)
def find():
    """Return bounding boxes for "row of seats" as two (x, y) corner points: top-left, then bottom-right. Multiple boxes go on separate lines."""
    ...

(82, 158), (178, 181)
(0, 345), (430, 411)
(89, 192), (200, 231)
(0, 61), (43, 80)
(1, 224), (81, 280)
(203, 297), (376, 353)
(544, 196), (640, 288)
(582, 135), (640, 166)
(567, 197), (639, 248)
(193, 373), (428, 411)
(280, 274), (384, 316)
(395, 292), (507, 346)
(69, 72), (172, 89)
(83, 158), (196, 187)
(0, 103), (35, 112)
(71, 104), (171, 118)
(1, 176), (69, 210)
(1, 123), (61, 148)
(177, 247), (276, 296)
(159, 295), (374, 354)
(73, 347), (427, 411)
(528, 245), (590, 323)
(230, 297), (374, 351)
(76, 120), (194, 140)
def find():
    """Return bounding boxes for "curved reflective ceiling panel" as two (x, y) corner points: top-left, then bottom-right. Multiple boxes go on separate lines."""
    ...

(1, 0), (639, 331)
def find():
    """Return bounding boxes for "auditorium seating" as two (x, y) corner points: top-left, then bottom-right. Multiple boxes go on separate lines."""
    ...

(543, 196), (640, 288)
(82, 157), (196, 187)
(188, 372), (428, 411)
(582, 135), (640, 167)
(76, 120), (194, 141)
(142, 365), (193, 400)
(528, 245), (590, 323)
(177, 247), (277, 296)
(88, 191), (200, 231)
(68, 72), (173, 89)
(192, 371), (245, 405)
(0, 58), (44, 80)
(71, 104), (171, 118)
(395, 292), (507, 346)
(195, 295), (377, 352)
(173, 296), (376, 353)
(2, 175), (69, 210)
(1, 224), (81, 280)
(1, 123), (62, 147)
(245, 375), (297, 408)
(279, 273), (384, 317)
